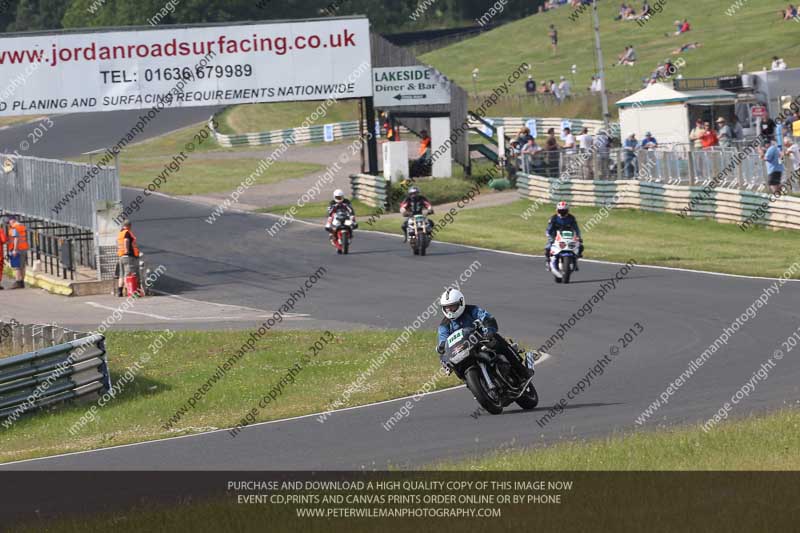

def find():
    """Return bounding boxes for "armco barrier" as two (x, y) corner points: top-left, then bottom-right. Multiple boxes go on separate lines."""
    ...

(210, 116), (619, 148)
(210, 118), (365, 148)
(350, 173), (388, 208)
(0, 321), (110, 421)
(517, 173), (800, 231)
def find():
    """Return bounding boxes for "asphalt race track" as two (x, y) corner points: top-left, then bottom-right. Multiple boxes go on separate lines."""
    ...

(3, 188), (800, 470)
(0, 106), (220, 159)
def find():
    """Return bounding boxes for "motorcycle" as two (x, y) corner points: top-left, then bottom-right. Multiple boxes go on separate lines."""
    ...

(330, 211), (356, 255)
(549, 230), (579, 284)
(407, 212), (432, 256)
(443, 320), (538, 415)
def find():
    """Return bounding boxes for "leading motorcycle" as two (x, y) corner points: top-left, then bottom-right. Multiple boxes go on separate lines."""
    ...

(331, 211), (356, 254)
(443, 320), (538, 415)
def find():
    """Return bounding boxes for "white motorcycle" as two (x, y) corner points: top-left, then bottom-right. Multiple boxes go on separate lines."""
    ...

(549, 230), (580, 284)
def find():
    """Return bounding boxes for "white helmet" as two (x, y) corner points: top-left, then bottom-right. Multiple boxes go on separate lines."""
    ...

(440, 288), (465, 320)
(333, 189), (345, 203)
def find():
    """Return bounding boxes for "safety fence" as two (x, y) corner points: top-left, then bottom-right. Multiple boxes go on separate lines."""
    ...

(0, 321), (110, 421)
(350, 174), (388, 208)
(517, 173), (800, 231)
(0, 153), (120, 231)
(524, 147), (772, 192)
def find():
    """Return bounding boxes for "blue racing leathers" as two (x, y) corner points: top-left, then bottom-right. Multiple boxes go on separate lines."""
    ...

(437, 305), (496, 364)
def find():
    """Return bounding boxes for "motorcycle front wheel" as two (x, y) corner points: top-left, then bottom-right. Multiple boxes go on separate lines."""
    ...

(341, 231), (350, 255)
(515, 382), (539, 410)
(561, 256), (573, 284)
(465, 366), (503, 415)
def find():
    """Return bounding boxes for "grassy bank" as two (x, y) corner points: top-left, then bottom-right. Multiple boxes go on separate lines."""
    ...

(435, 408), (800, 470)
(0, 329), (455, 464)
(422, 0), (795, 95)
(363, 200), (800, 278)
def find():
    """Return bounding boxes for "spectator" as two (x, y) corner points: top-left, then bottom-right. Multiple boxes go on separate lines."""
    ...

(641, 131), (658, 150)
(525, 75), (536, 94)
(6, 215), (28, 290)
(544, 127), (560, 178)
(783, 136), (800, 190)
(562, 127), (576, 152)
(615, 3), (629, 21)
(521, 136), (543, 173)
(689, 118), (705, 150)
(578, 127), (594, 151)
(550, 80), (561, 101)
(590, 75), (603, 93)
(511, 127), (534, 157)
(730, 115), (744, 141)
(539, 80), (550, 94)
(672, 42), (702, 54)
(700, 122), (719, 149)
(761, 117), (776, 144)
(623, 133), (639, 178)
(783, 4), (798, 20)
(558, 76), (571, 99)
(762, 141), (784, 195)
(771, 56), (787, 70)
(792, 111), (800, 138)
(716, 117), (733, 148)
(549, 24), (558, 55)
(621, 45), (637, 66)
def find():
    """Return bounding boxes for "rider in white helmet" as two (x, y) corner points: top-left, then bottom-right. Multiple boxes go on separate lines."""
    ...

(545, 201), (583, 270)
(325, 189), (357, 241)
(436, 288), (533, 377)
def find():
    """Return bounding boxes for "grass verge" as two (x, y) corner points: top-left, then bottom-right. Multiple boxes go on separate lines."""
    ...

(0, 329), (455, 464)
(216, 100), (361, 134)
(362, 200), (800, 278)
(90, 123), (324, 196)
(434, 408), (800, 470)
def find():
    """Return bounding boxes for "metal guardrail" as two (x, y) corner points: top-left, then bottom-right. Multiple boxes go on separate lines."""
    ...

(210, 118), (368, 148)
(0, 322), (110, 421)
(0, 153), (120, 231)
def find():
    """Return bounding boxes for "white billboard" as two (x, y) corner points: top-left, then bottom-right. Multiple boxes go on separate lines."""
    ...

(0, 18), (373, 116)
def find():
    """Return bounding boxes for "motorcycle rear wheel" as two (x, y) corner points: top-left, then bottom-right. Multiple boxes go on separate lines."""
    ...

(465, 367), (503, 415)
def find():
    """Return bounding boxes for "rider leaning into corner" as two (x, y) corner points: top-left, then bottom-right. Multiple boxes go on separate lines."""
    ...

(436, 288), (534, 378)
(545, 201), (583, 270)
(400, 185), (434, 242)
(325, 189), (357, 246)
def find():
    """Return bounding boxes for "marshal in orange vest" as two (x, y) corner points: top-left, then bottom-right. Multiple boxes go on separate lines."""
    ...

(117, 228), (140, 257)
(8, 221), (28, 251)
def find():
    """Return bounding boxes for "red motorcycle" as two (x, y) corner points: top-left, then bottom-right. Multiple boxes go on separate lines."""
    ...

(329, 211), (356, 254)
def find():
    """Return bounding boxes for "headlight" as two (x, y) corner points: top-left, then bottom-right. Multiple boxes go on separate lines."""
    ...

(344, 220), (352, 226)
(450, 348), (469, 364)
(559, 242), (566, 249)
